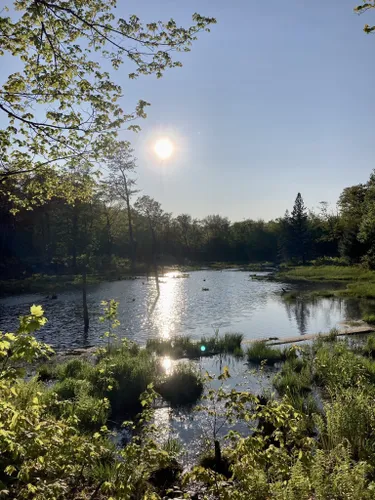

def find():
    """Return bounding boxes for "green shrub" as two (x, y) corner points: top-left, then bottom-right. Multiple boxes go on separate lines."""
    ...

(156, 363), (203, 407)
(316, 387), (375, 463)
(247, 341), (286, 365)
(313, 342), (369, 390)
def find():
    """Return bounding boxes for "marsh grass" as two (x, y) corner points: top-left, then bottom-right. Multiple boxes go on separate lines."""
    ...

(273, 357), (312, 396)
(277, 265), (375, 282)
(277, 265), (375, 299)
(246, 341), (288, 365)
(363, 314), (375, 325)
(146, 332), (244, 359)
(362, 335), (375, 358)
(156, 363), (203, 407)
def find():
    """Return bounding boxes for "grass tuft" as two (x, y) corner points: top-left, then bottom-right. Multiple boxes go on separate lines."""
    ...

(246, 341), (290, 365)
(146, 332), (243, 359)
(363, 314), (375, 325)
(156, 363), (203, 407)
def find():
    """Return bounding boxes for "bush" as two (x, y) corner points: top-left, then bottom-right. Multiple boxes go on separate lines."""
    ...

(313, 341), (369, 390)
(316, 387), (375, 463)
(156, 363), (203, 407)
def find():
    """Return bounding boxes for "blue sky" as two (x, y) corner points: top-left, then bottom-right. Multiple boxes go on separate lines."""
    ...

(3, 1), (375, 221)
(112, 0), (374, 221)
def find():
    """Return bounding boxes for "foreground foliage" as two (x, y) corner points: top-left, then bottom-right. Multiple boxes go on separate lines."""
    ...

(4, 306), (375, 498)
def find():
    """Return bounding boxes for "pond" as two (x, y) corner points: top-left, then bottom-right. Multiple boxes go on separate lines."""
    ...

(0, 270), (371, 349)
(1, 269), (373, 464)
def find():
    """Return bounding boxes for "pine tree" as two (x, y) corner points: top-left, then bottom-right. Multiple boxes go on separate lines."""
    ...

(290, 193), (309, 264)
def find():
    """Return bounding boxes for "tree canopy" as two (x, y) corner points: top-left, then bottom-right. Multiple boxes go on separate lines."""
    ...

(0, 1), (215, 207)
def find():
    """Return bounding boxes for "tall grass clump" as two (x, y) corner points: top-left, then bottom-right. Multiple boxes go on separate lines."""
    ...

(146, 336), (200, 358)
(146, 332), (243, 359)
(362, 334), (375, 358)
(93, 349), (158, 417)
(273, 357), (312, 396)
(247, 341), (287, 365)
(363, 314), (375, 325)
(156, 363), (203, 407)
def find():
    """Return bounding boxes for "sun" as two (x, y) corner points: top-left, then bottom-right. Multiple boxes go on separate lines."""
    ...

(154, 138), (174, 160)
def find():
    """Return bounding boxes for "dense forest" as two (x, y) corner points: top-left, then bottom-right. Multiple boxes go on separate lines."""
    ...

(2, 148), (375, 279)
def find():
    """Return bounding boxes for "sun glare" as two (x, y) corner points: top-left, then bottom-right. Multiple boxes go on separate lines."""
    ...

(154, 138), (174, 160)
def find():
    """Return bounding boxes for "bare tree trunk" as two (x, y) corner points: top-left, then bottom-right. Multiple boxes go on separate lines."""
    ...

(82, 266), (89, 333)
(71, 204), (79, 273)
(105, 211), (113, 257)
(214, 440), (222, 469)
(122, 173), (136, 270)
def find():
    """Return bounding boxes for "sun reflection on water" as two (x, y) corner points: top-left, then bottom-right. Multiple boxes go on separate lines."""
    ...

(148, 275), (185, 339)
(161, 356), (173, 376)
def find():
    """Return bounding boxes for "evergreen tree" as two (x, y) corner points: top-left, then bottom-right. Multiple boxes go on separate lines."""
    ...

(290, 193), (309, 264)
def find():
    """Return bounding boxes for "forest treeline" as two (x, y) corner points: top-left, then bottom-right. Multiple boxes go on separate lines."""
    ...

(2, 143), (375, 279)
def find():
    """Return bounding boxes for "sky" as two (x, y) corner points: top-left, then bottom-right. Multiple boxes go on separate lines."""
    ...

(3, 0), (375, 221)
(111, 0), (375, 221)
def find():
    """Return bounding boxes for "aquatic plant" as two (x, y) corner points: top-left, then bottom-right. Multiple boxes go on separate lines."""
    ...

(246, 341), (286, 365)
(156, 363), (203, 407)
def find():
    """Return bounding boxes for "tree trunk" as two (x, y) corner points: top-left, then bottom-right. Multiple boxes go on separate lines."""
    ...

(105, 211), (113, 257)
(71, 204), (79, 273)
(214, 440), (222, 469)
(122, 173), (136, 270)
(82, 267), (89, 333)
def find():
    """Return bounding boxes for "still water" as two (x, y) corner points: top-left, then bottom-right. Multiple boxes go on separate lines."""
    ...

(0, 270), (369, 349)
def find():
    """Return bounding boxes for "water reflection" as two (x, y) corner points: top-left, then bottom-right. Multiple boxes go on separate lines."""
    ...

(0, 271), (372, 349)
(161, 356), (173, 376)
(149, 276), (183, 339)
